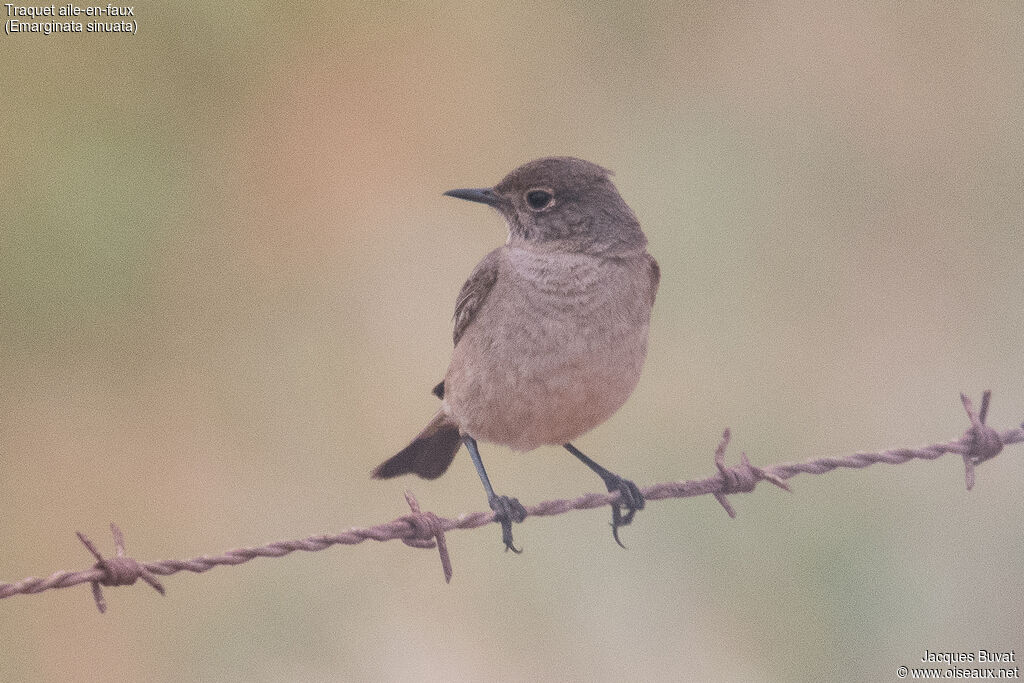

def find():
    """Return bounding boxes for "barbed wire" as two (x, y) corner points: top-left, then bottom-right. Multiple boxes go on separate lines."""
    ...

(0, 391), (1019, 612)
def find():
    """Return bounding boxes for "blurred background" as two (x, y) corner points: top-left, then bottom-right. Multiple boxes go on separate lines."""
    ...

(2, 2), (1022, 681)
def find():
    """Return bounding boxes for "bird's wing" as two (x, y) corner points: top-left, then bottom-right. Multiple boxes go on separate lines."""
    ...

(452, 247), (501, 347)
(645, 252), (661, 307)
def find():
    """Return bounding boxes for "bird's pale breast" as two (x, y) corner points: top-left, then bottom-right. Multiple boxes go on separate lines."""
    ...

(443, 246), (654, 451)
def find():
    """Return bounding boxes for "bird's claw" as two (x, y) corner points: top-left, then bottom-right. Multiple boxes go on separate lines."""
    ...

(489, 495), (527, 553)
(605, 476), (645, 548)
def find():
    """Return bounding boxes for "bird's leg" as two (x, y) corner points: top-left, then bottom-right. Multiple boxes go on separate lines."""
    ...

(563, 443), (645, 548)
(463, 435), (527, 553)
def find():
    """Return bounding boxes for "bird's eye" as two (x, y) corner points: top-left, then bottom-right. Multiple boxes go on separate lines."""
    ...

(525, 189), (553, 211)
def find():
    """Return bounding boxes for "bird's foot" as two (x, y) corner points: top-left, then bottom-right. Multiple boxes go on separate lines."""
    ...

(488, 495), (527, 553)
(603, 475), (645, 549)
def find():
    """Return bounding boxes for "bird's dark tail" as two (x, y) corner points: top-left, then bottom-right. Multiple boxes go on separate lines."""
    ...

(372, 411), (462, 480)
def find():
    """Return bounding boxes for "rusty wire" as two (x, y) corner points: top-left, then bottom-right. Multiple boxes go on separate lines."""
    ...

(0, 391), (1019, 612)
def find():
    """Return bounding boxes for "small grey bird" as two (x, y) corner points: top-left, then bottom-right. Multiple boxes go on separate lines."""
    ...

(373, 157), (660, 551)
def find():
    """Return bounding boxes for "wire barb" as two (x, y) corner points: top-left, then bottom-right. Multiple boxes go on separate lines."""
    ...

(400, 491), (453, 583)
(959, 390), (1003, 490)
(712, 428), (792, 518)
(0, 391), (1019, 610)
(76, 523), (165, 613)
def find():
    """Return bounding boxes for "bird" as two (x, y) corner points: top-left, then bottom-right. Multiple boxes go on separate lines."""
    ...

(372, 156), (660, 552)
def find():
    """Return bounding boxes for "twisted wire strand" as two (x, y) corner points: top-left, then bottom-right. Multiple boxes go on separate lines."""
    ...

(0, 392), (1018, 611)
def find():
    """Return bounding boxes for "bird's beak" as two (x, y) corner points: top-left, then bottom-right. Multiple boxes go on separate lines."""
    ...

(443, 187), (501, 207)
